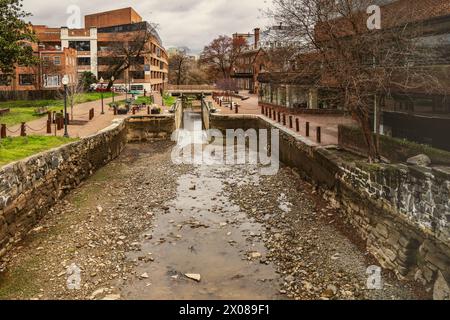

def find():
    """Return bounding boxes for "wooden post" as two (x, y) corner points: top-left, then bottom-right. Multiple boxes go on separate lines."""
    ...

(261, 106), (265, 115)
(306, 122), (310, 137)
(20, 122), (26, 136)
(277, 112), (281, 123)
(57, 116), (62, 130)
(235, 105), (239, 114)
(113, 106), (117, 115)
(47, 111), (52, 123)
(283, 114), (286, 126)
(296, 118), (300, 132)
(47, 120), (52, 134)
(289, 116), (293, 129)
(317, 127), (322, 144)
(1, 124), (6, 138)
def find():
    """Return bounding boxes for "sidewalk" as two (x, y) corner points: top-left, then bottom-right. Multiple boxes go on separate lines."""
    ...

(209, 91), (357, 146)
(5, 93), (168, 138)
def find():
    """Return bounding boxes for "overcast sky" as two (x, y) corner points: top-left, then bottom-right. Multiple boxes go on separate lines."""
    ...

(22, 0), (273, 54)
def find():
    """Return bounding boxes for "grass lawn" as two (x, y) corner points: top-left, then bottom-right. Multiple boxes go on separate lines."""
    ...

(108, 95), (154, 107)
(163, 94), (176, 107)
(0, 136), (78, 167)
(0, 92), (114, 126)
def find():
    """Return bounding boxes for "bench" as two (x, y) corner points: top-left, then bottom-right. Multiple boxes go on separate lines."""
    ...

(0, 108), (10, 116)
(34, 107), (49, 116)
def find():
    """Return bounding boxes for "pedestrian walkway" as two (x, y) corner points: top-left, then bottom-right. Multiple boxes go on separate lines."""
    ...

(209, 91), (357, 146)
(4, 93), (168, 138)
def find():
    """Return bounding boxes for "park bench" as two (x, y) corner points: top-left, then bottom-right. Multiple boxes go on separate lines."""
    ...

(34, 106), (49, 115)
(0, 108), (10, 116)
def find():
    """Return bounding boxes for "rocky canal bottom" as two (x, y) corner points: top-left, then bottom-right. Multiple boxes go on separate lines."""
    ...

(0, 141), (426, 300)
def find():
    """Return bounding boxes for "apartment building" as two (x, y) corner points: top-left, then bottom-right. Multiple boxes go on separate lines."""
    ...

(0, 7), (168, 93)
(0, 42), (78, 91)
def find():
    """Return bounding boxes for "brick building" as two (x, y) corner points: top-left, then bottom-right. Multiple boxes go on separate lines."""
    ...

(0, 42), (78, 91)
(231, 28), (264, 93)
(258, 0), (450, 150)
(0, 7), (168, 93)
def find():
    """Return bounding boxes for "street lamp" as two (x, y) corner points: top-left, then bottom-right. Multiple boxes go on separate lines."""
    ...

(62, 75), (69, 138)
(111, 76), (115, 104)
(100, 77), (105, 114)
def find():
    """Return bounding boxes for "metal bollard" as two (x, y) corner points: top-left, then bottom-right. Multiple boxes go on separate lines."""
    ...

(277, 112), (281, 123)
(317, 127), (322, 144)
(261, 106), (265, 115)
(47, 111), (52, 123)
(235, 105), (239, 114)
(283, 114), (286, 126)
(66, 113), (70, 125)
(47, 120), (52, 134)
(289, 116), (293, 129)
(306, 122), (310, 137)
(296, 118), (300, 132)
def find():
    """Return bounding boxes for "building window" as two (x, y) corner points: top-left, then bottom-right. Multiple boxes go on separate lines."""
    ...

(77, 57), (91, 66)
(19, 74), (35, 86)
(69, 41), (91, 51)
(130, 71), (145, 80)
(54, 56), (61, 65)
(0, 74), (11, 86)
(43, 75), (60, 88)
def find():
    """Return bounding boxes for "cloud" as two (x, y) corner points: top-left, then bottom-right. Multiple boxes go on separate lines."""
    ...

(22, 0), (273, 53)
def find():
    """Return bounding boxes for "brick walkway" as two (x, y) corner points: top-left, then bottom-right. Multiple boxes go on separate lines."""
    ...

(210, 91), (357, 146)
(5, 93), (168, 138)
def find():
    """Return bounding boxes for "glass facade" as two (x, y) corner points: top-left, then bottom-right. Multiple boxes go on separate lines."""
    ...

(259, 83), (309, 108)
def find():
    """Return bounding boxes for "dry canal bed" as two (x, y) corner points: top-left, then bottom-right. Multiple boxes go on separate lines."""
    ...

(0, 141), (426, 300)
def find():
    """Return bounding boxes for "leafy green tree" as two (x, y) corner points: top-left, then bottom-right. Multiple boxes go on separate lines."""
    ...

(80, 71), (97, 91)
(0, 0), (37, 74)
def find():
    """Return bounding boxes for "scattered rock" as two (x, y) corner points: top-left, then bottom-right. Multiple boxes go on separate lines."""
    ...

(407, 154), (431, 167)
(248, 252), (262, 259)
(102, 294), (121, 300)
(185, 273), (201, 282)
(433, 271), (450, 301)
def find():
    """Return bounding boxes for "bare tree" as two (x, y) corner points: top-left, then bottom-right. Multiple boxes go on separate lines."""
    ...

(57, 81), (84, 120)
(200, 35), (247, 80)
(268, 0), (445, 161)
(169, 48), (189, 85)
(102, 22), (159, 89)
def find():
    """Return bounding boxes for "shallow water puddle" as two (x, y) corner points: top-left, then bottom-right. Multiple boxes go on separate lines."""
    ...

(119, 164), (282, 300)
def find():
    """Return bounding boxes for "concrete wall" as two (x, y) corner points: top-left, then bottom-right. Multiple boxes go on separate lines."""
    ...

(126, 115), (175, 142)
(0, 119), (127, 258)
(210, 114), (450, 298)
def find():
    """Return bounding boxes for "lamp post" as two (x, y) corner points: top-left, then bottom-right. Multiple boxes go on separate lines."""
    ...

(100, 77), (105, 114)
(62, 75), (69, 138)
(111, 76), (115, 104)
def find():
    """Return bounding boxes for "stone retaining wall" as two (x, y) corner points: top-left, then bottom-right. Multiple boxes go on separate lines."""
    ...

(0, 119), (127, 258)
(126, 115), (175, 142)
(210, 114), (450, 299)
